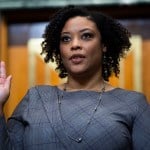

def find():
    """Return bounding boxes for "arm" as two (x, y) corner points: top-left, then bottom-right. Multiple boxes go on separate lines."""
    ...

(0, 61), (25, 149)
(0, 91), (30, 150)
(0, 61), (12, 115)
(0, 115), (9, 149)
(0, 61), (12, 149)
(132, 95), (150, 150)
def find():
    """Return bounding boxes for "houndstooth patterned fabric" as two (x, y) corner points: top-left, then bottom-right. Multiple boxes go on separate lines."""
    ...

(0, 85), (150, 150)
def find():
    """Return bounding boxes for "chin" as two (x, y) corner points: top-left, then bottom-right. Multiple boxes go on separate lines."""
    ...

(69, 70), (88, 76)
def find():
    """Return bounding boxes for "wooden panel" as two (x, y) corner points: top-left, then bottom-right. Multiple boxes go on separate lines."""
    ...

(109, 75), (119, 87)
(35, 54), (45, 84)
(109, 52), (134, 90)
(4, 46), (28, 118)
(124, 51), (134, 90)
(27, 38), (65, 87)
(142, 40), (150, 102)
(34, 54), (63, 85)
(109, 36), (142, 91)
(0, 15), (8, 62)
(49, 68), (62, 86)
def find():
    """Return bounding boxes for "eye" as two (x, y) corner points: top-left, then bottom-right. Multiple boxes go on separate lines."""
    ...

(82, 33), (94, 40)
(60, 35), (71, 43)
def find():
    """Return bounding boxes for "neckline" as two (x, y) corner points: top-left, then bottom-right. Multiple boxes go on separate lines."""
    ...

(56, 86), (120, 94)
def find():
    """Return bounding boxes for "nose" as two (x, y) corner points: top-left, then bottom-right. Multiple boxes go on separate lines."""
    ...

(71, 38), (82, 51)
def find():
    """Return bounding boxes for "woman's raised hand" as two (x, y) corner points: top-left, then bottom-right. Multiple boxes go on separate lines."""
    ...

(0, 61), (12, 113)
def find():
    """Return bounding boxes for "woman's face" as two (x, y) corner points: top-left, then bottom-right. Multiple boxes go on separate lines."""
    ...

(60, 16), (104, 77)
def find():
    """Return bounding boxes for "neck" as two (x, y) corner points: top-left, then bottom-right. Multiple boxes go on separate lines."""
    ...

(65, 73), (105, 92)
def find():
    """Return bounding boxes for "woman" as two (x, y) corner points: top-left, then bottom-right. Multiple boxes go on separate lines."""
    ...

(0, 6), (150, 150)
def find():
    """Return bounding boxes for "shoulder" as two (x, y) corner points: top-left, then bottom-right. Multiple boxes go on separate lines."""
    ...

(29, 84), (56, 90)
(107, 88), (149, 113)
(27, 85), (57, 95)
(12, 85), (57, 116)
(108, 88), (147, 101)
(17, 85), (57, 106)
(111, 88), (145, 98)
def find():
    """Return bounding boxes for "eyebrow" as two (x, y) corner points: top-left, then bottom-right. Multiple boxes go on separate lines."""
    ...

(61, 28), (93, 35)
(80, 28), (93, 32)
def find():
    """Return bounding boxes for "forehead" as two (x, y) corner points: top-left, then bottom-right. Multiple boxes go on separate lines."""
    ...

(62, 16), (98, 32)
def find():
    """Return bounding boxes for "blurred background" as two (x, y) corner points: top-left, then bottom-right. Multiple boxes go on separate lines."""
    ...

(0, 0), (150, 118)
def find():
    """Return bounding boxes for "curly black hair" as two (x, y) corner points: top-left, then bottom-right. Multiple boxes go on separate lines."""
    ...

(41, 5), (131, 81)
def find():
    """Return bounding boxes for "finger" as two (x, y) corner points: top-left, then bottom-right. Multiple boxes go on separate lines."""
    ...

(5, 75), (12, 90)
(0, 61), (6, 78)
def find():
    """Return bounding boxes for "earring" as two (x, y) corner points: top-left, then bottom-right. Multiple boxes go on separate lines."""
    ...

(103, 53), (108, 79)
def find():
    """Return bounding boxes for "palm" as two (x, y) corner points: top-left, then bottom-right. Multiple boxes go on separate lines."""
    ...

(0, 61), (12, 105)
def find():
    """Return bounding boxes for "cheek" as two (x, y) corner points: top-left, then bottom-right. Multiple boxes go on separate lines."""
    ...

(59, 45), (63, 55)
(86, 43), (101, 55)
(60, 48), (69, 66)
(60, 45), (67, 58)
(86, 44), (103, 62)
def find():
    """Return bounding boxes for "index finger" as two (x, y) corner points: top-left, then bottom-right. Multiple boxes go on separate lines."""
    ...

(0, 61), (6, 78)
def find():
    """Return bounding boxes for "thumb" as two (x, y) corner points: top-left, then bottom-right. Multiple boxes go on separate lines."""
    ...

(5, 75), (12, 90)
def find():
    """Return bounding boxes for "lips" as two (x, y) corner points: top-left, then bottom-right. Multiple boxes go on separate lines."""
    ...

(69, 54), (85, 64)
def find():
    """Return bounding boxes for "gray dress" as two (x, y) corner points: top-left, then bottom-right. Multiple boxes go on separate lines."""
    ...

(0, 85), (150, 150)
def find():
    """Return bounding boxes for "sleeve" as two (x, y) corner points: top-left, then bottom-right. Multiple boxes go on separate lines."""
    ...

(132, 94), (150, 150)
(0, 115), (10, 150)
(0, 90), (30, 150)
